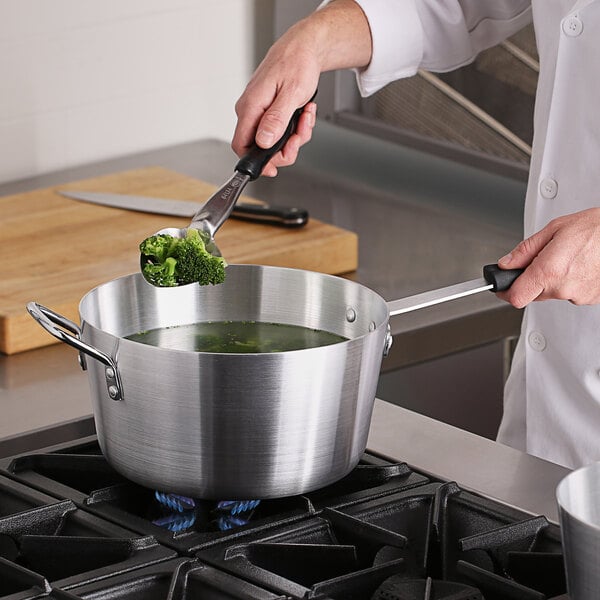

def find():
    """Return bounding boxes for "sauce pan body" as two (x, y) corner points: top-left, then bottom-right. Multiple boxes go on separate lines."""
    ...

(32, 265), (391, 499)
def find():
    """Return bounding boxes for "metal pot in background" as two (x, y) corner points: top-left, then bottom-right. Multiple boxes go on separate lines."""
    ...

(556, 462), (600, 599)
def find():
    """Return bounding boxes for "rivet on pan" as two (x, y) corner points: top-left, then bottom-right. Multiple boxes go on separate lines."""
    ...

(105, 367), (115, 380)
(369, 321), (376, 332)
(108, 385), (119, 399)
(345, 308), (357, 323)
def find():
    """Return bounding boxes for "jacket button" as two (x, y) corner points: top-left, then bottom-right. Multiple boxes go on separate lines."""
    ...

(540, 177), (558, 199)
(528, 331), (547, 352)
(562, 15), (583, 37)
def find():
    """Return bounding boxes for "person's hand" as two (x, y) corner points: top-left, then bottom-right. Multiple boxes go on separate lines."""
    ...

(232, 29), (320, 177)
(231, 0), (372, 177)
(497, 207), (600, 308)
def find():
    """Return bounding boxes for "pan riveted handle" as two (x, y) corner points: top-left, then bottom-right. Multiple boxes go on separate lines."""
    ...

(26, 302), (124, 401)
(387, 263), (524, 318)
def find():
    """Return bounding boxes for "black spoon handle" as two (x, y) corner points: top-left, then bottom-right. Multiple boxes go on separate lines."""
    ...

(235, 91), (318, 181)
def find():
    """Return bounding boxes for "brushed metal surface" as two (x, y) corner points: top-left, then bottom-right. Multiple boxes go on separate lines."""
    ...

(58, 190), (309, 226)
(59, 190), (204, 217)
(368, 400), (568, 524)
(73, 265), (390, 498)
(388, 277), (492, 316)
(556, 463), (600, 599)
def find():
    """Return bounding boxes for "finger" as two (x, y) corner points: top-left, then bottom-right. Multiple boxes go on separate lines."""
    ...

(294, 103), (317, 145)
(259, 137), (301, 177)
(497, 242), (566, 308)
(261, 163), (278, 178)
(265, 106), (315, 163)
(233, 102), (313, 160)
(497, 225), (557, 270)
(232, 112), (264, 157)
(275, 135), (303, 167)
(497, 268), (546, 308)
(254, 104), (316, 176)
(255, 90), (314, 149)
(277, 104), (316, 161)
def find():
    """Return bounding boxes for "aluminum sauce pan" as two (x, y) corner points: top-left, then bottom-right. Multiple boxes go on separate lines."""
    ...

(32, 265), (391, 499)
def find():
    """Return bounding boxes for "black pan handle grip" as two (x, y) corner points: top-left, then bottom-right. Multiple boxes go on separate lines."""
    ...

(235, 91), (318, 181)
(483, 263), (524, 292)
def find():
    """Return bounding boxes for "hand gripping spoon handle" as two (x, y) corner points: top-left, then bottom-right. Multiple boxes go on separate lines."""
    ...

(140, 93), (316, 277)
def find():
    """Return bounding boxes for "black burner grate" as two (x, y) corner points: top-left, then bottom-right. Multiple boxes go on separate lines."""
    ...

(372, 576), (483, 600)
(0, 485), (175, 599)
(197, 482), (567, 599)
(0, 437), (569, 600)
(0, 438), (428, 554)
(47, 558), (287, 599)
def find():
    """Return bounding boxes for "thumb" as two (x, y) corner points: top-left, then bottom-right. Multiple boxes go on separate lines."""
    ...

(255, 90), (307, 149)
(498, 225), (555, 269)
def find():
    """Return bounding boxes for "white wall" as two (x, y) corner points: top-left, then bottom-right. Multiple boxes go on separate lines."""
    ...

(0, 1), (263, 184)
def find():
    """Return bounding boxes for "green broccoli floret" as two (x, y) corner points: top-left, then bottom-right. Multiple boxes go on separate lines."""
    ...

(139, 234), (178, 263)
(141, 256), (178, 287)
(139, 229), (226, 287)
(175, 229), (227, 286)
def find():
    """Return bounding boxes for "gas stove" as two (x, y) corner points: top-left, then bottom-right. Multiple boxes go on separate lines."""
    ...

(0, 436), (568, 599)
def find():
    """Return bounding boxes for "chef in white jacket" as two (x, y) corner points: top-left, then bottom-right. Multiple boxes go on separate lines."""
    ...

(232, 0), (600, 470)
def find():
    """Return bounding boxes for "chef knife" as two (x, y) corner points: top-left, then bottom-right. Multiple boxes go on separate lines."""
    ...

(58, 190), (309, 228)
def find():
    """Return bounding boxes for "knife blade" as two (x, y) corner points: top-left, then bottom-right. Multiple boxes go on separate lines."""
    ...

(58, 190), (309, 228)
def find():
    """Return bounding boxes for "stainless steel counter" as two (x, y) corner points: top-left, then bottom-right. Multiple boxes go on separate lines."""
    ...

(1, 123), (566, 524)
(368, 400), (569, 524)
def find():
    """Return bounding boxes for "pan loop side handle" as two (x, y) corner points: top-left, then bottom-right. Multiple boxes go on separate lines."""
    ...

(26, 302), (124, 401)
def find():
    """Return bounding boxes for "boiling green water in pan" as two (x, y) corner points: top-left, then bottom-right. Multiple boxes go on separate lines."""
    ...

(125, 321), (348, 353)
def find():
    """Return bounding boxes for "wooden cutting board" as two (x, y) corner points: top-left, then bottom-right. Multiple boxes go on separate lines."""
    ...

(1, 166), (358, 355)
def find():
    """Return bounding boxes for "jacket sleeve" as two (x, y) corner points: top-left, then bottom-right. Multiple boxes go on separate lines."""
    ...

(352, 0), (533, 96)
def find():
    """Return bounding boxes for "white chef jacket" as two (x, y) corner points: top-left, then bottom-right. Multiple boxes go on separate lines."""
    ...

(351, 0), (600, 469)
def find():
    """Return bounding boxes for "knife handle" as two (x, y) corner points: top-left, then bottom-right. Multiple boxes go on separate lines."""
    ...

(235, 91), (318, 181)
(233, 203), (308, 228)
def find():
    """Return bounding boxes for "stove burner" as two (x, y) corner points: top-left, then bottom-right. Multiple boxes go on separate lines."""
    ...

(152, 511), (198, 532)
(213, 499), (261, 531)
(372, 576), (483, 600)
(0, 439), (429, 553)
(151, 491), (261, 533)
(154, 491), (196, 512)
(217, 499), (261, 514)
